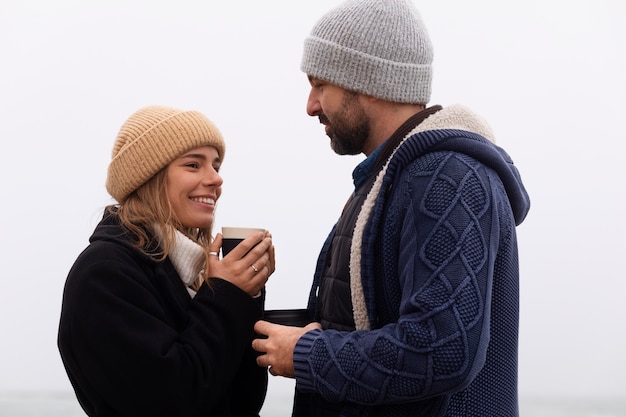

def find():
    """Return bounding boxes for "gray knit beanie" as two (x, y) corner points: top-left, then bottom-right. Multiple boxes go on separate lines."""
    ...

(301, 0), (433, 104)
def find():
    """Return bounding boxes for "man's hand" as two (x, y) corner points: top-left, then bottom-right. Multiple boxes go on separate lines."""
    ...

(252, 320), (322, 377)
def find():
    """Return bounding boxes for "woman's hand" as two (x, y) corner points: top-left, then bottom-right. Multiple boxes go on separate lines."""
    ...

(207, 231), (275, 297)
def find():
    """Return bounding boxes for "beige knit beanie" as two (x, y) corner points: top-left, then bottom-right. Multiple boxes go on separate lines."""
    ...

(106, 105), (225, 203)
(301, 0), (433, 104)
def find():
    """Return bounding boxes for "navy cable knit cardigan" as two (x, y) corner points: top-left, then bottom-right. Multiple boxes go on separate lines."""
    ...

(293, 105), (531, 417)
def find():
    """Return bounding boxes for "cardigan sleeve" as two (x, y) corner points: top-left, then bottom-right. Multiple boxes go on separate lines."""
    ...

(293, 151), (505, 405)
(58, 242), (265, 417)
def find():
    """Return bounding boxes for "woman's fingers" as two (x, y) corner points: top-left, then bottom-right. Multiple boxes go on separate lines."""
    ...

(209, 230), (274, 296)
(210, 233), (223, 252)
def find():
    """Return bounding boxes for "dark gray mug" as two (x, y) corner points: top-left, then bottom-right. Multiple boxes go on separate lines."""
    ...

(263, 309), (312, 327)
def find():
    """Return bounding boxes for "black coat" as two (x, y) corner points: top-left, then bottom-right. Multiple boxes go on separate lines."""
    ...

(58, 211), (267, 416)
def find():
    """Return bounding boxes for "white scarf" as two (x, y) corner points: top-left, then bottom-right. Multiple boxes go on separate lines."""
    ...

(154, 226), (205, 298)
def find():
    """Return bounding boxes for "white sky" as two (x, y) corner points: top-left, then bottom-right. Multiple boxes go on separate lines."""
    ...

(1, 0), (625, 406)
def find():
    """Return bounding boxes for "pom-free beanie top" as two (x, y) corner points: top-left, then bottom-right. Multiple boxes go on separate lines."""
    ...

(301, 0), (433, 104)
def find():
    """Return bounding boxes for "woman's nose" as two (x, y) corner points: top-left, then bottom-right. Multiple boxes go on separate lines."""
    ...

(204, 170), (223, 187)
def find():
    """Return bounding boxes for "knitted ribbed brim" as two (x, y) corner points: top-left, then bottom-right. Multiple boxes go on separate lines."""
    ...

(301, 0), (433, 104)
(106, 105), (225, 203)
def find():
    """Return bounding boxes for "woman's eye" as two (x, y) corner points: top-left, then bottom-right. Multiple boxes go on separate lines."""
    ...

(186, 162), (199, 169)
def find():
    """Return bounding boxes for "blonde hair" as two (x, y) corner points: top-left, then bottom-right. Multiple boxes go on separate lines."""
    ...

(112, 168), (213, 283)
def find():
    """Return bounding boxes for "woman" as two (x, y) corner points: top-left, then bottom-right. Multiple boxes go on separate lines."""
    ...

(58, 105), (275, 417)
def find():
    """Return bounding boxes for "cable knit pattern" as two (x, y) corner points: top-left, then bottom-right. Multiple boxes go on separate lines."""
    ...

(293, 106), (530, 416)
(351, 105), (494, 330)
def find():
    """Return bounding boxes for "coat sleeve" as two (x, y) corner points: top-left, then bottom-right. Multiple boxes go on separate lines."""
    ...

(293, 151), (504, 405)
(58, 242), (265, 417)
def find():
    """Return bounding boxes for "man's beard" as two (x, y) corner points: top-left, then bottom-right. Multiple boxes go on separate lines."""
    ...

(323, 92), (370, 156)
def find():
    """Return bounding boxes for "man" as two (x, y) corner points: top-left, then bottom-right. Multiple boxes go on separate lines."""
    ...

(253, 0), (530, 416)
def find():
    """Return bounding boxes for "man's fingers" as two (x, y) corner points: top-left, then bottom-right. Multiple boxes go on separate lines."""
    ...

(254, 319), (273, 336)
